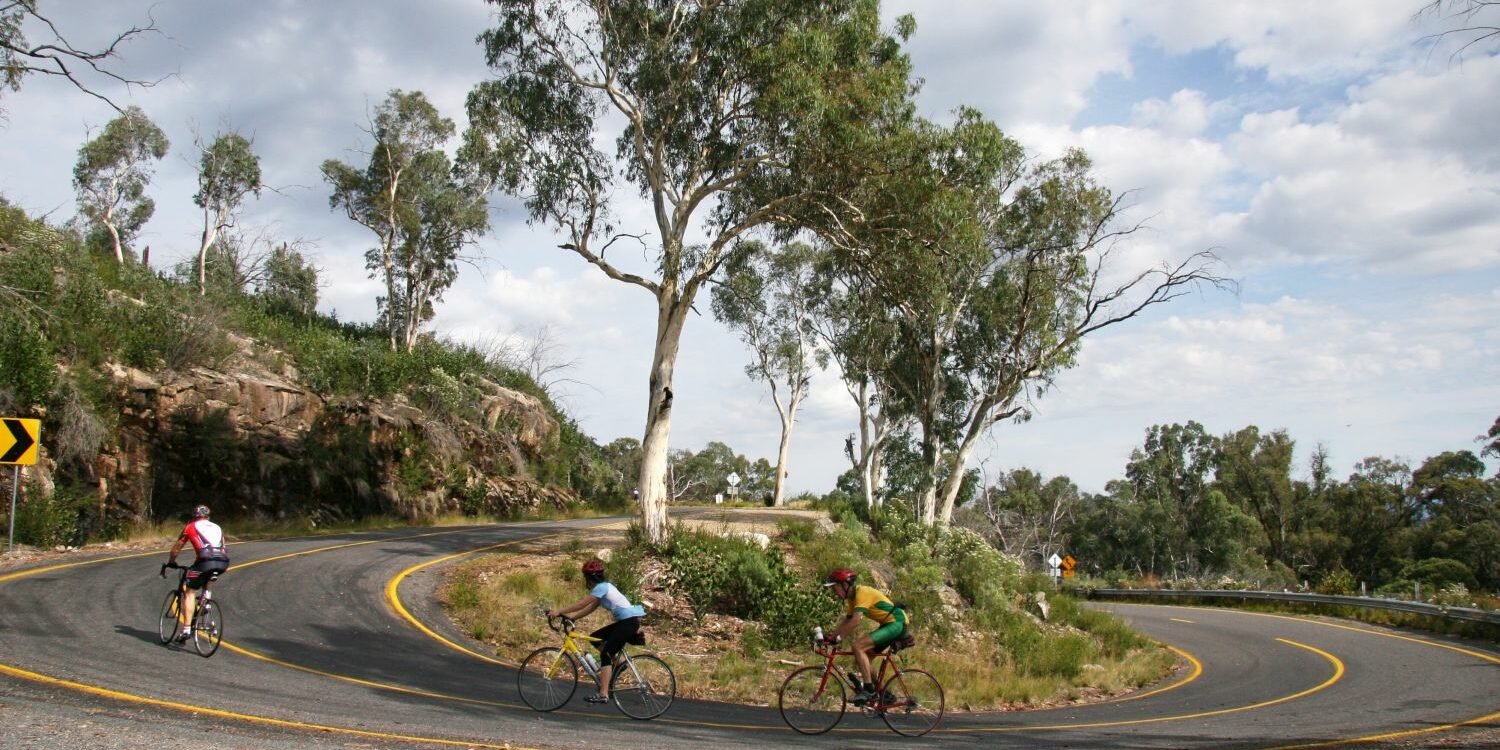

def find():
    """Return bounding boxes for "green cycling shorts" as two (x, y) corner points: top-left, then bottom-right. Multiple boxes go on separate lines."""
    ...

(870, 608), (907, 649)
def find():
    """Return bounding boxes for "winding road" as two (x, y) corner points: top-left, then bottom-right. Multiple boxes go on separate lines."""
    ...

(2, 519), (1497, 749)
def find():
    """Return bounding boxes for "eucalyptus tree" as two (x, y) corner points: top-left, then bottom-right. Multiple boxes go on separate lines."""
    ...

(261, 242), (319, 317)
(460, 0), (917, 542)
(968, 467), (1080, 569)
(193, 131), (262, 295)
(808, 108), (1232, 526)
(1214, 426), (1297, 564)
(1, 1), (159, 114)
(323, 90), (487, 351)
(711, 241), (825, 506)
(72, 105), (168, 264)
(808, 262), (904, 510)
(1122, 422), (1264, 578)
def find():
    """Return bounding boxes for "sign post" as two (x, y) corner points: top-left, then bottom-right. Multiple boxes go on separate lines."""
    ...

(2, 417), (42, 553)
(726, 472), (740, 501)
(1047, 552), (1063, 585)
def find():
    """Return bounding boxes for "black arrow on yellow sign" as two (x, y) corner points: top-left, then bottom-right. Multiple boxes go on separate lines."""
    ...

(0, 418), (39, 465)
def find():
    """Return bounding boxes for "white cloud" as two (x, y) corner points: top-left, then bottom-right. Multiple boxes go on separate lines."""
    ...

(3, 1), (1497, 497)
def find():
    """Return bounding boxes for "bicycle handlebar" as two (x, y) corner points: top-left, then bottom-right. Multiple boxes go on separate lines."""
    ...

(159, 561), (184, 577)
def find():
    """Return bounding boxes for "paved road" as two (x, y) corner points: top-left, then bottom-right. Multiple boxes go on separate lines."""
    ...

(2, 520), (1498, 749)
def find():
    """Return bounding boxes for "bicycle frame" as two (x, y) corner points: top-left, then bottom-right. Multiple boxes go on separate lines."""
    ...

(164, 564), (218, 623)
(808, 641), (903, 710)
(518, 614), (676, 719)
(553, 620), (605, 680)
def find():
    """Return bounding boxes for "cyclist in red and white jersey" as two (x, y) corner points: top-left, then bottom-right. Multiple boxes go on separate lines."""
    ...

(167, 504), (230, 642)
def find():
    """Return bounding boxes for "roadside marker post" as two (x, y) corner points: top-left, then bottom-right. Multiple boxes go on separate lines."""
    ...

(3, 417), (42, 554)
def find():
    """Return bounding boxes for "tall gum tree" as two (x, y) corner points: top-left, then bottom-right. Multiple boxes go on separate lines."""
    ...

(461, 0), (917, 542)
(324, 90), (485, 351)
(72, 105), (168, 264)
(193, 130), (262, 296)
(711, 241), (825, 507)
(804, 108), (1233, 526)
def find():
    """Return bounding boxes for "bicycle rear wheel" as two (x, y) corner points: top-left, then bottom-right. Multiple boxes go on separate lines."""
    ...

(517, 647), (578, 711)
(879, 668), (944, 737)
(192, 600), (223, 657)
(156, 591), (181, 644)
(610, 653), (675, 720)
(778, 666), (846, 735)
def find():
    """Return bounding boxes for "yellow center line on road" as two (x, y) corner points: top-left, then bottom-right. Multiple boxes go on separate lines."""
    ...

(1136, 604), (1500, 748)
(0, 660), (537, 750)
(0, 524), (565, 748)
(949, 638), (1342, 734)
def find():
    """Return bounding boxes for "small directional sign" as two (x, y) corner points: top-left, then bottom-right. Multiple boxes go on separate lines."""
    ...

(0, 418), (40, 465)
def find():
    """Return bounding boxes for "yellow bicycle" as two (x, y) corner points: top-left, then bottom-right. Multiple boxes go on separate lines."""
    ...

(516, 614), (676, 719)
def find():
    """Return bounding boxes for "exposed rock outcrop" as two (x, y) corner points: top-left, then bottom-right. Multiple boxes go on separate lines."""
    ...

(79, 350), (573, 528)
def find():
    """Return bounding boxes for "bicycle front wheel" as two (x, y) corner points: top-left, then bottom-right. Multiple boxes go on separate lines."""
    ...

(778, 666), (846, 735)
(880, 668), (944, 737)
(156, 591), (181, 644)
(192, 600), (223, 657)
(517, 647), (578, 711)
(610, 653), (675, 720)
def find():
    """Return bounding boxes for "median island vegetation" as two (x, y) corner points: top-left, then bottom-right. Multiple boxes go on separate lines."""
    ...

(441, 506), (1177, 710)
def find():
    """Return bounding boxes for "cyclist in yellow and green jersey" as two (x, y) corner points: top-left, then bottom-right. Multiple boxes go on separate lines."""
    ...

(822, 567), (906, 704)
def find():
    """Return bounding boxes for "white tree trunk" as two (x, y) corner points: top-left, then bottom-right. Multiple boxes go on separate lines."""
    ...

(635, 295), (688, 544)
(771, 388), (802, 507)
(197, 204), (219, 296)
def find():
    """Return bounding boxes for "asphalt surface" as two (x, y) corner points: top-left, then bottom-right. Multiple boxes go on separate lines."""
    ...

(2, 519), (1498, 749)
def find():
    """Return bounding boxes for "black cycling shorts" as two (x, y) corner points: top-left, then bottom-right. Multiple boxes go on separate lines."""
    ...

(186, 559), (229, 590)
(591, 616), (642, 664)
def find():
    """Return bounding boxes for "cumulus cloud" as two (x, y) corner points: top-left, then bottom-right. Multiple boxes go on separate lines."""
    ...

(2, 0), (1496, 494)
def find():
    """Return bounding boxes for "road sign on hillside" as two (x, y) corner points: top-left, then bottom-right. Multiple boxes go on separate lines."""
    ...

(0, 418), (39, 465)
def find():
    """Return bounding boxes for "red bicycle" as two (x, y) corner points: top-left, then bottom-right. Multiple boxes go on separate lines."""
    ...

(777, 632), (944, 736)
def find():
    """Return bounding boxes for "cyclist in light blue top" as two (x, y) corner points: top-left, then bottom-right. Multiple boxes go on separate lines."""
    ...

(548, 558), (646, 704)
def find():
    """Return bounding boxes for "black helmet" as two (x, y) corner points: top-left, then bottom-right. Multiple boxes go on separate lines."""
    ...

(191, 504), (211, 519)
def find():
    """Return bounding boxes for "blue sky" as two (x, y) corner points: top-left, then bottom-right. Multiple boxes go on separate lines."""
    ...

(1, 1), (1496, 496)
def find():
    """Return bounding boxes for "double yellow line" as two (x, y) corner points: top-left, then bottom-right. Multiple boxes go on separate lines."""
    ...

(3, 529), (1497, 745)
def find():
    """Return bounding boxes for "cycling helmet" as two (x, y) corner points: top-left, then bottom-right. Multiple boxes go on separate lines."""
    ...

(582, 558), (606, 582)
(823, 567), (858, 587)
(191, 504), (211, 519)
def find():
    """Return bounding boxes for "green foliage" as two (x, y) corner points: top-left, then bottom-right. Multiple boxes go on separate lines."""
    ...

(10, 482), (90, 548)
(323, 89), (486, 350)
(776, 517), (818, 544)
(654, 527), (839, 647)
(72, 106), (169, 262)
(1315, 567), (1357, 595)
(1049, 594), (1153, 659)
(260, 243), (319, 317)
(0, 316), (55, 408)
(1400, 558), (1479, 592)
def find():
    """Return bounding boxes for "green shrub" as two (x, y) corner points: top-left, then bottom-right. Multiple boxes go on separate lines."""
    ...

(1315, 567), (1357, 595)
(0, 317), (55, 408)
(1400, 558), (1478, 592)
(10, 483), (89, 548)
(776, 517), (817, 544)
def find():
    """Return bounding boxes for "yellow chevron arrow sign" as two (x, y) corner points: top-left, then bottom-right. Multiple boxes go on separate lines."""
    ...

(0, 418), (40, 465)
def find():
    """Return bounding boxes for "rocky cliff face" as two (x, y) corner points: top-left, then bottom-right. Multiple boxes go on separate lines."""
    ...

(78, 345), (575, 528)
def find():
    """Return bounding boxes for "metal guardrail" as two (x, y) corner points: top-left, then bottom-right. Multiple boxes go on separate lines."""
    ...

(1086, 588), (1500, 625)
